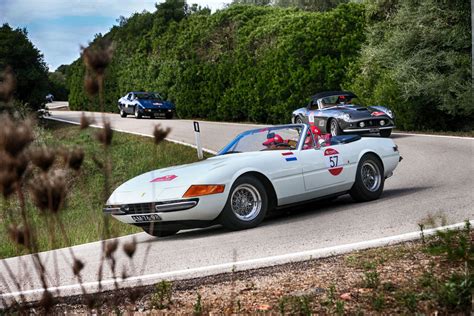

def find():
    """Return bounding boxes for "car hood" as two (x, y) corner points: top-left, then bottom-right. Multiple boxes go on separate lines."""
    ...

(138, 99), (174, 109)
(326, 105), (391, 119)
(107, 155), (238, 204)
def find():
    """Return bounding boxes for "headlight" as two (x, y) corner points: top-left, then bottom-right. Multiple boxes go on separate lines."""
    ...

(342, 113), (351, 121)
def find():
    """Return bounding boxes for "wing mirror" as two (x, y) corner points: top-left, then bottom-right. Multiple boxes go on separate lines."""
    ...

(267, 132), (275, 139)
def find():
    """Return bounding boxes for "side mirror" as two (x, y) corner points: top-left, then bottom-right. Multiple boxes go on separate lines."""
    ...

(267, 132), (275, 139)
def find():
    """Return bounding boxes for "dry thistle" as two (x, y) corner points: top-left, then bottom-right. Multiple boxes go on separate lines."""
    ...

(72, 259), (85, 276)
(29, 146), (56, 172)
(84, 75), (99, 96)
(63, 148), (85, 171)
(0, 151), (20, 198)
(40, 290), (54, 313)
(105, 239), (119, 259)
(153, 124), (171, 145)
(95, 121), (113, 146)
(30, 173), (67, 214)
(123, 237), (137, 258)
(82, 40), (114, 76)
(8, 224), (30, 247)
(0, 115), (34, 157)
(80, 112), (94, 129)
(0, 66), (17, 102)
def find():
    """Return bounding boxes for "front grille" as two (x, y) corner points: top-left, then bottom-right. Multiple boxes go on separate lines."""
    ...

(123, 203), (153, 214)
(116, 199), (199, 215)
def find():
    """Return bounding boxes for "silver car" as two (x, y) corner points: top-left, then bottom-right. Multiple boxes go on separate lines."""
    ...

(292, 91), (395, 137)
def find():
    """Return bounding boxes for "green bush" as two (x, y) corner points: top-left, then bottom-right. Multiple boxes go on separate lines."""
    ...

(68, 2), (366, 123)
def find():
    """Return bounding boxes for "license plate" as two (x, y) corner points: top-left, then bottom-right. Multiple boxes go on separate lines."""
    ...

(154, 113), (165, 117)
(131, 214), (162, 223)
(369, 128), (379, 133)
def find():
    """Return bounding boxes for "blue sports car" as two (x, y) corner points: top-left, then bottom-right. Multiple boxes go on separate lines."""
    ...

(118, 91), (175, 119)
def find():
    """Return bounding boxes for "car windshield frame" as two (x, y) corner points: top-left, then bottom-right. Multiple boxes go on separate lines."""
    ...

(218, 124), (307, 155)
(135, 92), (163, 100)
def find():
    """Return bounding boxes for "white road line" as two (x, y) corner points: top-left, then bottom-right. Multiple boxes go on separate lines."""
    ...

(46, 116), (218, 155)
(2, 220), (472, 300)
(393, 132), (474, 140)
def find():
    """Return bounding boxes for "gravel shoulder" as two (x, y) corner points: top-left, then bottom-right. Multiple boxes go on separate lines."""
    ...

(21, 225), (472, 315)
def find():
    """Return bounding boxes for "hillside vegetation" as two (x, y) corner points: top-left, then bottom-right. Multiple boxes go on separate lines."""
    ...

(67, 0), (472, 131)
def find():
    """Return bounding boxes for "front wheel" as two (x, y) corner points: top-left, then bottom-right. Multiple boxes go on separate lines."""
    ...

(295, 116), (304, 124)
(219, 176), (268, 230)
(329, 119), (343, 136)
(120, 108), (127, 118)
(350, 153), (385, 202)
(165, 112), (173, 119)
(380, 129), (392, 137)
(134, 106), (142, 119)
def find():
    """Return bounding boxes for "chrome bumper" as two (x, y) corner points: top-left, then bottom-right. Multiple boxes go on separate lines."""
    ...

(103, 199), (199, 215)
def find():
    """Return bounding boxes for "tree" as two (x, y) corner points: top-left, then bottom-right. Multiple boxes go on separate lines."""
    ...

(347, 0), (472, 131)
(0, 24), (49, 110)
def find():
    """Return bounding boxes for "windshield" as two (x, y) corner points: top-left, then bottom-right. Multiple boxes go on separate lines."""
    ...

(219, 125), (303, 155)
(135, 92), (163, 100)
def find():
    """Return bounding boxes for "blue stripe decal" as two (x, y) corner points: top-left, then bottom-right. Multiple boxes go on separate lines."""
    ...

(285, 157), (297, 162)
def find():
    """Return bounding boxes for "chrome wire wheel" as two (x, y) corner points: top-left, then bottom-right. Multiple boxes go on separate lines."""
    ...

(295, 116), (303, 124)
(230, 184), (262, 221)
(330, 120), (338, 136)
(361, 161), (381, 192)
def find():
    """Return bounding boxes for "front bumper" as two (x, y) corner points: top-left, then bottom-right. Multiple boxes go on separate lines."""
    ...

(342, 126), (395, 133)
(104, 193), (227, 224)
(340, 117), (395, 133)
(141, 108), (174, 116)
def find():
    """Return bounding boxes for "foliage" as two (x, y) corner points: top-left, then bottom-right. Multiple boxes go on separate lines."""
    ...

(68, 2), (366, 124)
(0, 23), (49, 110)
(346, 0), (472, 131)
(151, 280), (173, 309)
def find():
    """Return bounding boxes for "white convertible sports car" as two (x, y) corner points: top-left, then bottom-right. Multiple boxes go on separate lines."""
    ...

(104, 124), (401, 237)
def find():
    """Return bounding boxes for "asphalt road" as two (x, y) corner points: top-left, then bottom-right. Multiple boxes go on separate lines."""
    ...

(1, 106), (473, 302)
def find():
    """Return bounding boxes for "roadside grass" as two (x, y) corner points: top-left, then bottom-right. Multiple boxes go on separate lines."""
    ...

(0, 120), (206, 259)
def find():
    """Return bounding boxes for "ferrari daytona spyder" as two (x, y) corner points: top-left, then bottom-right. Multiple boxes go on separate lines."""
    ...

(104, 124), (401, 237)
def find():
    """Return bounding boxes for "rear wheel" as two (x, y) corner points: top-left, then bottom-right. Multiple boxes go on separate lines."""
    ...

(329, 119), (343, 136)
(220, 176), (268, 230)
(295, 116), (304, 124)
(350, 153), (385, 202)
(380, 129), (392, 137)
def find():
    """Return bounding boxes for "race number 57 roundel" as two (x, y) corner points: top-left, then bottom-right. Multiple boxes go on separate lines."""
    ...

(324, 148), (343, 176)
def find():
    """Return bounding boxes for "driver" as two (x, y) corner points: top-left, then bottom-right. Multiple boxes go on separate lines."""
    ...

(262, 134), (284, 147)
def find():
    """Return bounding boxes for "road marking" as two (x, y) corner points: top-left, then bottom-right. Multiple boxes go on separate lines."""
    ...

(46, 116), (218, 155)
(392, 132), (474, 140)
(2, 220), (472, 300)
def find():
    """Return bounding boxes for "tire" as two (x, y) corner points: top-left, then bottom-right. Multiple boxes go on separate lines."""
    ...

(329, 119), (343, 136)
(219, 175), (268, 230)
(142, 227), (179, 237)
(295, 116), (304, 124)
(120, 108), (127, 118)
(350, 153), (385, 202)
(134, 106), (142, 119)
(380, 129), (392, 137)
(165, 112), (173, 119)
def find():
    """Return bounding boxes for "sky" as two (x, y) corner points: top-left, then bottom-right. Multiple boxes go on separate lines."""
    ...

(0, 0), (230, 71)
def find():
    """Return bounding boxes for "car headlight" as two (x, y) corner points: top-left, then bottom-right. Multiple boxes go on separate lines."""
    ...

(342, 113), (351, 121)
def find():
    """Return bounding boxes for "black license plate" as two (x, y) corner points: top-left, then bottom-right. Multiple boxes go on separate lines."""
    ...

(131, 214), (162, 223)
(154, 113), (165, 117)
(369, 128), (379, 133)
